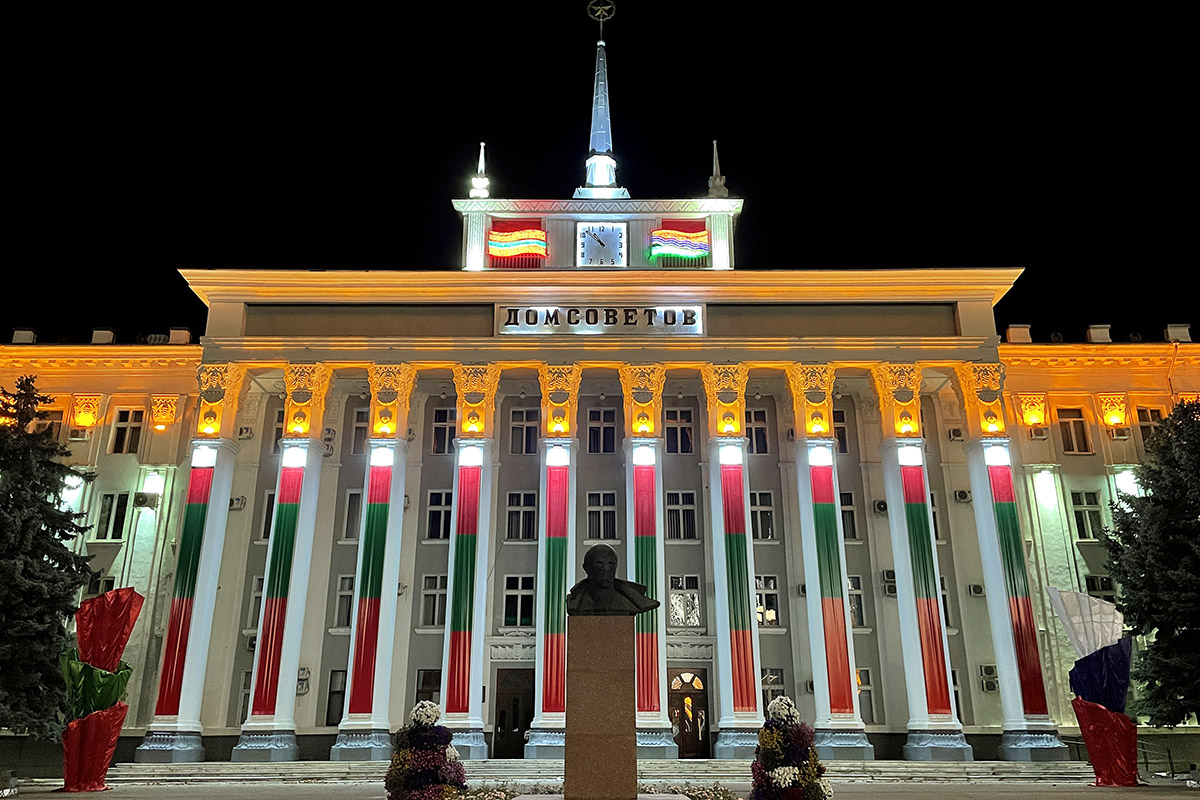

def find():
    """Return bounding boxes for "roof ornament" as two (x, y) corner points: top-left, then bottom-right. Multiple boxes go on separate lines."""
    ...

(469, 141), (489, 199)
(575, 1), (629, 198)
(708, 139), (728, 198)
(587, 0), (615, 39)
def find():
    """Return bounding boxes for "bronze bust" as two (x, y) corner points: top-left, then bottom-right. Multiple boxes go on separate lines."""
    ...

(566, 543), (660, 617)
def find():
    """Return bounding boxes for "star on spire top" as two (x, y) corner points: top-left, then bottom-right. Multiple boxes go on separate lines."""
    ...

(469, 142), (489, 199)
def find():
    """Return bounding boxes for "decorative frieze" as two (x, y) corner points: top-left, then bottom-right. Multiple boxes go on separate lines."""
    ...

(1096, 393), (1129, 427)
(150, 395), (179, 431)
(1017, 393), (1047, 427)
(666, 642), (714, 661)
(71, 394), (102, 428)
(490, 642), (536, 661)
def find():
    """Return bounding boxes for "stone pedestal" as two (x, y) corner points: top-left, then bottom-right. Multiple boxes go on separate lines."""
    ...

(329, 729), (392, 760)
(903, 730), (973, 761)
(814, 729), (876, 760)
(565, 615), (636, 800)
(998, 730), (1070, 761)
(133, 731), (205, 763)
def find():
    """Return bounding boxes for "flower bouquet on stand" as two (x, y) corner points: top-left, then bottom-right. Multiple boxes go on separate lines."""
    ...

(750, 696), (833, 800)
(385, 701), (467, 800)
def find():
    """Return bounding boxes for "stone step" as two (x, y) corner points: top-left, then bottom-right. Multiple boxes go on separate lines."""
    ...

(105, 759), (1096, 785)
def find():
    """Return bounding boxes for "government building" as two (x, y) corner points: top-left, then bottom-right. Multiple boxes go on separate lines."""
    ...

(2, 28), (1197, 767)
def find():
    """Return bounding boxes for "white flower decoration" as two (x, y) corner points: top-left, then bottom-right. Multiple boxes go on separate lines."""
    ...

(409, 700), (442, 725)
(766, 695), (801, 725)
(445, 744), (460, 762)
(769, 766), (799, 788)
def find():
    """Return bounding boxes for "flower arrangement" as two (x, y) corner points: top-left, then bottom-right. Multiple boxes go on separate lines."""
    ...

(385, 702), (467, 800)
(749, 696), (833, 800)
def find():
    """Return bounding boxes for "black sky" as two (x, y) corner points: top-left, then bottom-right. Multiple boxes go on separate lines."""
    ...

(7, 5), (1190, 345)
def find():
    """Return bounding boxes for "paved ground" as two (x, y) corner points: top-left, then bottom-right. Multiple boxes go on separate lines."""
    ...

(13, 782), (1199, 799)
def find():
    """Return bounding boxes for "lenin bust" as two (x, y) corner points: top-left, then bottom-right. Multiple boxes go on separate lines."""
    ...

(566, 543), (660, 617)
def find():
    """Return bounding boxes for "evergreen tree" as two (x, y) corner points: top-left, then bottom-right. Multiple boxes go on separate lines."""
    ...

(1104, 399), (1200, 727)
(0, 376), (93, 739)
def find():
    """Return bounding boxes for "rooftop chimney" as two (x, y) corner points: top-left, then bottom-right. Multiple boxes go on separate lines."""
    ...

(11, 328), (36, 344)
(1164, 324), (1192, 342)
(91, 329), (115, 344)
(169, 328), (191, 344)
(1086, 325), (1112, 343)
(1005, 325), (1032, 344)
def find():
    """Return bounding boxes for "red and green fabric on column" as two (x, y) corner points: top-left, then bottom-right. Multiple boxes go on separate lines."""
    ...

(987, 458), (1049, 715)
(252, 460), (304, 716)
(809, 458), (855, 715)
(721, 462), (757, 713)
(541, 461), (570, 713)
(154, 458), (213, 716)
(900, 461), (952, 716)
(446, 462), (481, 714)
(633, 460), (659, 713)
(347, 458), (392, 715)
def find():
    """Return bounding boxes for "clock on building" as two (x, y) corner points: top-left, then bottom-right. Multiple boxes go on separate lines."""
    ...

(577, 221), (627, 266)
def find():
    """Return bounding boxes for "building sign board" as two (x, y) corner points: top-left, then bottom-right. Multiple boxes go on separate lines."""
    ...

(496, 305), (704, 336)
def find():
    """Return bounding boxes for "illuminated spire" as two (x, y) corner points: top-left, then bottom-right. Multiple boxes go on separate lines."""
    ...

(469, 141), (489, 199)
(575, 3), (628, 199)
(708, 139), (728, 198)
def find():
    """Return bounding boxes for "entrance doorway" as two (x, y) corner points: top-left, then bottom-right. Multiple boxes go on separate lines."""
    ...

(668, 669), (710, 759)
(493, 668), (534, 758)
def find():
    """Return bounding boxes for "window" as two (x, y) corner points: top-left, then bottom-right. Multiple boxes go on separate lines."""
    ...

(334, 575), (355, 628)
(94, 492), (130, 540)
(587, 408), (616, 454)
(33, 409), (64, 441)
(1137, 407), (1163, 444)
(665, 408), (694, 454)
(940, 576), (952, 627)
(669, 575), (701, 627)
(1059, 408), (1091, 454)
(1086, 575), (1117, 604)
(112, 409), (143, 454)
(762, 668), (785, 709)
(432, 408), (457, 454)
(951, 669), (963, 720)
(840, 492), (857, 540)
(833, 409), (849, 454)
(427, 491), (453, 540)
(746, 408), (769, 454)
(415, 669), (441, 704)
(421, 575), (448, 626)
(351, 408), (370, 455)
(238, 670), (253, 724)
(506, 492), (537, 540)
(325, 670), (347, 726)
(85, 570), (116, 598)
(247, 576), (264, 629)
(666, 491), (698, 540)
(259, 490), (276, 541)
(756, 575), (780, 626)
(273, 408), (285, 452)
(342, 490), (362, 541)
(750, 491), (776, 540)
(931, 492), (945, 541)
(856, 668), (875, 724)
(1072, 491), (1104, 539)
(586, 492), (617, 539)
(503, 576), (535, 627)
(847, 576), (866, 627)
(510, 408), (540, 455)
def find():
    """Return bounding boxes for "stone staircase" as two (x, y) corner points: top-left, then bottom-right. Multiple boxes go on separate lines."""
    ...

(103, 759), (1096, 786)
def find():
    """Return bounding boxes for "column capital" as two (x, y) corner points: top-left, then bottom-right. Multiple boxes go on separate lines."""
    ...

(538, 363), (583, 436)
(1015, 392), (1048, 427)
(1096, 392), (1130, 427)
(453, 364), (501, 438)
(618, 363), (666, 437)
(368, 363), (417, 440)
(195, 363), (247, 440)
(701, 363), (749, 436)
(869, 362), (922, 439)
(786, 363), (836, 439)
(954, 362), (1007, 438)
(282, 363), (333, 439)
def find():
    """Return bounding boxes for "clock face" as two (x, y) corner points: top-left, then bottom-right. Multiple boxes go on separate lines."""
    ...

(577, 222), (627, 267)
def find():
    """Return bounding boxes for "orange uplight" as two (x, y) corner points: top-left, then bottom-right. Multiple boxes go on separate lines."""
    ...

(201, 410), (218, 435)
(721, 411), (737, 434)
(809, 411), (826, 435)
(636, 412), (651, 434)
(1105, 410), (1125, 427)
(898, 410), (914, 434)
(550, 410), (567, 434)
(984, 411), (1001, 433)
(291, 409), (308, 434)
(465, 411), (481, 433)
(1023, 409), (1044, 426)
(376, 408), (394, 436)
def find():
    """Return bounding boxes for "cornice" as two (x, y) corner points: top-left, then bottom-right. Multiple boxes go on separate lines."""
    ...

(0, 345), (202, 372)
(450, 198), (744, 215)
(1000, 343), (1200, 368)
(180, 268), (1024, 307)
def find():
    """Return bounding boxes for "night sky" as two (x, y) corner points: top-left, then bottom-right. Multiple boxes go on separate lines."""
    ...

(8, 5), (1188, 346)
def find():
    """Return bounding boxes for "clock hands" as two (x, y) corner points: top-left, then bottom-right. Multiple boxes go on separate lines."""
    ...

(585, 230), (607, 248)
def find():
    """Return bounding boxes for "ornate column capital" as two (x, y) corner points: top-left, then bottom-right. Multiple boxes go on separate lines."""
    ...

(786, 364), (836, 439)
(1096, 392), (1129, 428)
(700, 363), (749, 436)
(70, 394), (103, 429)
(618, 364), (666, 437)
(869, 363), (923, 438)
(283, 363), (333, 439)
(954, 363), (1007, 438)
(195, 363), (248, 439)
(538, 364), (583, 436)
(453, 364), (501, 438)
(150, 395), (179, 432)
(368, 364), (417, 440)
(1016, 393), (1048, 427)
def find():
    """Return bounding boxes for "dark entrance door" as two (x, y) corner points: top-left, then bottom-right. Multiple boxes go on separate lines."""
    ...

(493, 668), (534, 758)
(668, 669), (710, 759)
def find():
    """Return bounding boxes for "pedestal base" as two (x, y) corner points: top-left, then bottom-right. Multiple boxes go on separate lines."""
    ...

(565, 615), (636, 800)
(636, 730), (679, 759)
(903, 730), (973, 761)
(524, 729), (565, 759)
(814, 729), (875, 760)
(330, 729), (392, 760)
(451, 730), (489, 760)
(998, 730), (1070, 761)
(712, 729), (759, 759)
(133, 731), (206, 763)
(231, 730), (299, 762)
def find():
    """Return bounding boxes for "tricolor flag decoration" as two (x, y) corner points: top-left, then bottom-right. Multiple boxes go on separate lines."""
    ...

(633, 463), (660, 712)
(721, 464), (758, 712)
(650, 229), (709, 258)
(347, 461), (391, 715)
(446, 464), (482, 713)
(810, 463), (855, 714)
(487, 229), (548, 258)
(541, 464), (570, 713)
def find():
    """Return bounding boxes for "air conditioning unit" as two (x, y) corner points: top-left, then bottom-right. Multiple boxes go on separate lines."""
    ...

(133, 492), (160, 510)
(1029, 426), (1049, 441)
(237, 426), (255, 441)
(1110, 426), (1132, 440)
(229, 496), (247, 512)
(947, 428), (965, 442)
(881, 569), (898, 597)
(322, 427), (337, 444)
(967, 583), (986, 597)
(804, 680), (816, 694)
(953, 490), (972, 503)
(246, 635), (257, 652)
(873, 500), (888, 514)
(979, 664), (998, 679)
(797, 583), (806, 596)
(68, 428), (91, 441)
(321, 441), (335, 457)
(980, 677), (1000, 693)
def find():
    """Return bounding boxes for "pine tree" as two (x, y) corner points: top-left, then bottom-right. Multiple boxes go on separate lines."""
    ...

(1104, 399), (1200, 727)
(0, 375), (93, 739)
